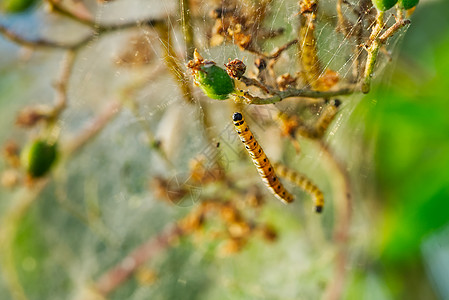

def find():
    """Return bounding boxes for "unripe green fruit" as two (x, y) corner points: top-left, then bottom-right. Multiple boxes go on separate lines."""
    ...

(372, 0), (398, 11)
(1, 0), (38, 13)
(194, 64), (235, 100)
(21, 139), (57, 178)
(398, 0), (418, 9)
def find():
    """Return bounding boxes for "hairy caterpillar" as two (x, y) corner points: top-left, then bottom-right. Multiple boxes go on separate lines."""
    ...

(232, 112), (294, 204)
(273, 163), (324, 213)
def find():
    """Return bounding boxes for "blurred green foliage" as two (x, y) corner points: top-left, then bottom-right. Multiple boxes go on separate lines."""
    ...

(345, 2), (449, 298)
(1, 0), (39, 13)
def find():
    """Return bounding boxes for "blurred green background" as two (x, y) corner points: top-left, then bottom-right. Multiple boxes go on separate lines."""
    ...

(1, 0), (449, 299)
(347, 1), (449, 298)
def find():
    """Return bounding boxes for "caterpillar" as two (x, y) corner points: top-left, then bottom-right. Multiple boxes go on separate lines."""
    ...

(276, 99), (341, 140)
(232, 112), (294, 204)
(273, 163), (324, 213)
(298, 0), (322, 89)
(299, 99), (341, 139)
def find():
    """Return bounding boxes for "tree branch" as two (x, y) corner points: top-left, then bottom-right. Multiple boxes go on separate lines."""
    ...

(232, 86), (355, 104)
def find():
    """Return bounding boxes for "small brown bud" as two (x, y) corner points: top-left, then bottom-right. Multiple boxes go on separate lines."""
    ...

(16, 106), (50, 128)
(259, 224), (278, 242)
(276, 73), (297, 91)
(225, 59), (246, 79)
(3, 140), (20, 167)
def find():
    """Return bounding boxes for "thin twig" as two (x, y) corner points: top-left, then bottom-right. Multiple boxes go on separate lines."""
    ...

(64, 100), (122, 156)
(0, 24), (72, 49)
(379, 18), (411, 43)
(93, 224), (184, 297)
(156, 22), (196, 104)
(232, 86), (355, 105)
(180, 0), (195, 60)
(47, 0), (97, 28)
(244, 39), (298, 61)
(362, 12), (410, 93)
(0, 18), (166, 50)
(266, 39), (298, 60)
(361, 11), (384, 93)
(238, 76), (273, 94)
(53, 50), (77, 115)
(318, 141), (352, 300)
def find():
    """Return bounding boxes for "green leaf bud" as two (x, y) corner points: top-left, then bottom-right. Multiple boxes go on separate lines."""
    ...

(187, 49), (235, 100)
(1, 0), (38, 13)
(194, 64), (235, 100)
(398, 0), (419, 9)
(372, 0), (398, 11)
(21, 139), (58, 178)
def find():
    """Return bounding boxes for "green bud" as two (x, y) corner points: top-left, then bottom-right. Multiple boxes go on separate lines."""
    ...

(1, 0), (38, 13)
(398, 0), (418, 9)
(21, 139), (58, 178)
(194, 64), (235, 100)
(372, 0), (398, 11)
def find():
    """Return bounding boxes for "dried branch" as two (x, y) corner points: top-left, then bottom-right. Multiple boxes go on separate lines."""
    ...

(238, 75), (273, 94)
(0, 24), (72, 49)
(233, 86), (355, 105)
(318, 141), (352, 300)
(180, 0), (195, 60)
(64, 100), (122, 156)
(92, 224), (184, 297)
(53, 50), (77, 115)
(0, 18), (166, 50)
(46, 0), (97, 28)
(379, 18), (411, 43)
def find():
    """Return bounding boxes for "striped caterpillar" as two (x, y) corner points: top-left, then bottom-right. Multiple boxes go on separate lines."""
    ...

(298, 0), (322, 89)
(273, 163), (324, 213)
(232, 112), (294, 204)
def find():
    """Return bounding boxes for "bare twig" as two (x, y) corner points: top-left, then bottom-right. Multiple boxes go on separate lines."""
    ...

(46, 0), (97, 28)
(379, 18), (411, 43)
(266, 39), (298, 60)
(93, 224), (184, 297)
(0, 18), (166, 50)
(180, 0), (195, 60)
(64, 100), (122, 156)
(238, 76), (273, 94)
(242, 39), (298, 61)
(0, 24), (72, 49)
(156, 22), (195, 104)
(53, 50), (77, 115)
(232, 86), (355, 105)
(362, 12), (410, 93)
(318, 141), (352, 300)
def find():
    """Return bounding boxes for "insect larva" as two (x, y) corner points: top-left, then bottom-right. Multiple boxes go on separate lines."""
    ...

(232, 112), (294, 204)
(298, 0), (322, 89)
(277, 99), (341, 139)
(372, 0), (398, 11)
(273, 162), (324, 213)
(309, 98), (341, 138)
